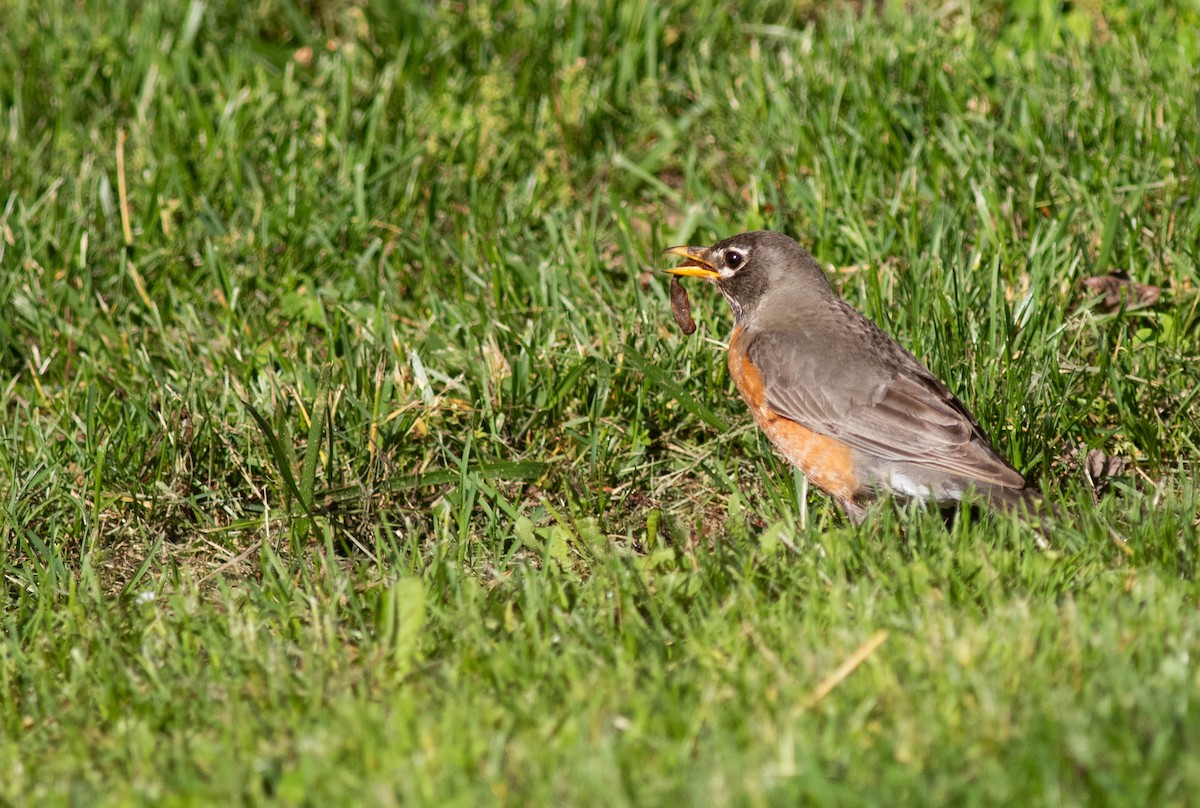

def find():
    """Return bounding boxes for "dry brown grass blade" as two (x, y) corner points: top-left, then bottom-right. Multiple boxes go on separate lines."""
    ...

(802, 629), (889, 709)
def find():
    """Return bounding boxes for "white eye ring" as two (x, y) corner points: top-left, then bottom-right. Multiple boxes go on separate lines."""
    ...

(726, 250), (744, 269)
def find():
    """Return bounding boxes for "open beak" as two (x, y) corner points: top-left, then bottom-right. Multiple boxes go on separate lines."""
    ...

(663, 245), (720, 280)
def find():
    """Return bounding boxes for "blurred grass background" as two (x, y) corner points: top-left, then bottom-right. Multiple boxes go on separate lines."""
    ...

(2, 0), (1199, 804)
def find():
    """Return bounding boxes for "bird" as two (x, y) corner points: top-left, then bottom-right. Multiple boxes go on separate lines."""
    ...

(664, 230), (1044, 525)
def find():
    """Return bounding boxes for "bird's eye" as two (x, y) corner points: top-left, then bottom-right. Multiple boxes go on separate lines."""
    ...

(726, 250), (744, 269)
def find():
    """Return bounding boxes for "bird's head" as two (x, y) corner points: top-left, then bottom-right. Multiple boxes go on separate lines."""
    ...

(664, 231), (831, 323)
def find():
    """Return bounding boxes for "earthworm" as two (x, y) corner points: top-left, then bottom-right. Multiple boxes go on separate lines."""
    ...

(670, 275), (696, 335)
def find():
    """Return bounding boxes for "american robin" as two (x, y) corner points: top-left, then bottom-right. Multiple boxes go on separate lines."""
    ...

(665, 231), (1043, 524)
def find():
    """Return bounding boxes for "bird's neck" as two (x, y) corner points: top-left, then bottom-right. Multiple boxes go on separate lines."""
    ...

(720, 287), (749, 324)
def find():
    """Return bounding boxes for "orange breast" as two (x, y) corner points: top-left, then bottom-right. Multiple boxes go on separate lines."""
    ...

(727, 326), (861, 500)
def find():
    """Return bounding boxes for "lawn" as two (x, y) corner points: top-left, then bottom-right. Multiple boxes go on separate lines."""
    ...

(2, 0), (1199, 804)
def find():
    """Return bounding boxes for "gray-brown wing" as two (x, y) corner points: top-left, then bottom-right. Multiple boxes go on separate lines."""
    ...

(745, 323), (1025, 488)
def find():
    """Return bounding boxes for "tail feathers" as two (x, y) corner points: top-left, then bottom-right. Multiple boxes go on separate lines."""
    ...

(980, 483), (1059, 543)
(982, 484), (1045, 518)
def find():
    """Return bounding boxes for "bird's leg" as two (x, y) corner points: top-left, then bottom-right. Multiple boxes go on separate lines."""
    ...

(840, 498), (868, 525)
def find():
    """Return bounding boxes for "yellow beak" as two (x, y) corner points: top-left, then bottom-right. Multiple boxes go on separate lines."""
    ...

(663, 245), (720, 280)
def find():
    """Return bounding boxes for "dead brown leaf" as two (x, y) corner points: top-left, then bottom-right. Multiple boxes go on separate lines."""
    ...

(1084, 448), (1129, 495)
(1082, 274), (1161, 310)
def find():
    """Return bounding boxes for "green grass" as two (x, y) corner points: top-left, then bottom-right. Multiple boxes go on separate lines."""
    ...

(2, 0), (1199, 804)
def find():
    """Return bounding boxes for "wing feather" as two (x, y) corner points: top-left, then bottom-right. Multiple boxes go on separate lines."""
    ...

(745, 322), (1024, 488)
